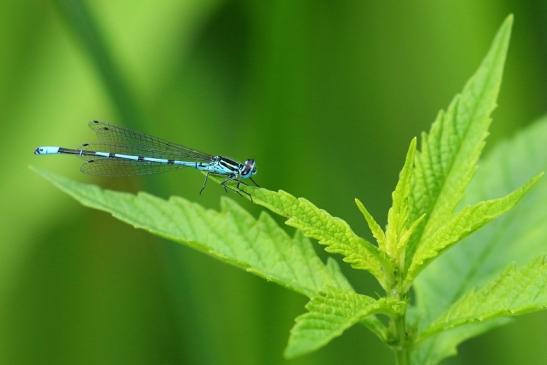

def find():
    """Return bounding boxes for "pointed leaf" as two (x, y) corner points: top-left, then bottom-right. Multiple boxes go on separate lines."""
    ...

(419, 256), (546, 341)
(32, 167), (352, 298)
(253, 188), (391, 288)
(355, 198), (386, 249)
(385, 138), (417, 261)
(405, 173), (541, 287)
(408, 16), (512, 260)
(411, 114), (547, 365)
(411, 320), (509, 365)
(284, 291), (403, 358)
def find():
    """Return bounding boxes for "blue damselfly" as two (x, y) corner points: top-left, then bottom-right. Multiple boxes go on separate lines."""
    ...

(34, 120), (258, 197)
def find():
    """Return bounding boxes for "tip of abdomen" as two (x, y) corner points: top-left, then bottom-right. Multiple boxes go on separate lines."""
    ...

(34, 146), (60, 155)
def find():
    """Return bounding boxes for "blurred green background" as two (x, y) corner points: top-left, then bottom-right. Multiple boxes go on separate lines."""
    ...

(0, 1), (545, 364)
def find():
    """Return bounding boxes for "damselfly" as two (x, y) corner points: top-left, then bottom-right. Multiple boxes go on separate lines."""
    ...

(34, 120), (259, 197)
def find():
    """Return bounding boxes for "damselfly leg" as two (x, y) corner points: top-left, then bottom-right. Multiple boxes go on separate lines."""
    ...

(200, 173), (210, 195)
(220, 176), (252, 201)
(250, 177), (260, 187)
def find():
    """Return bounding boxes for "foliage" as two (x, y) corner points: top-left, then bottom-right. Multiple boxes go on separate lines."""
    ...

(418, 256), (546, 340)
(33, 15), (546, 365)
(30, 168), (352, 298)
(410, 111), (547, 365)
(251, 188), (390, 288)
(285, 291), (404, 358)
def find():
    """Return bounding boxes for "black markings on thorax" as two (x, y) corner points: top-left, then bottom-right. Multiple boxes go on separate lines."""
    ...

(219, 157), (241, 171)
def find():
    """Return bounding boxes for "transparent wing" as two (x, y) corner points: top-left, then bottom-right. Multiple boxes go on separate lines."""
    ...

(78, 143), (189, 160)
(80, 158), (179, 176)
(88, 120), (213, 162)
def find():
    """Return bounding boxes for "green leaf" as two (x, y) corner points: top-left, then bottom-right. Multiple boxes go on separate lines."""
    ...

(324, 257), (354, 291)
(252, 188), (391, 288)
(31, 167), (352, 298)
(354, 198), (386, 249)
(408, 16), (513, 261)
(411, 114), (547, 365)
(284, 291), (403, 359)
(384, 138), (418, 265)
(418, 256), (546, 341)
(353, 139), (421, 267)
(405, 173), (541, 287)
(411, 320), (509, 365)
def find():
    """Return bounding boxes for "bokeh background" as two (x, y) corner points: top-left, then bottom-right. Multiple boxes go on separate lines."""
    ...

(1, 1), (545, 364)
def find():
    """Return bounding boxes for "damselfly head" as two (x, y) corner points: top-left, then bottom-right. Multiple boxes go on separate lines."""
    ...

(241, 159), (257, 178)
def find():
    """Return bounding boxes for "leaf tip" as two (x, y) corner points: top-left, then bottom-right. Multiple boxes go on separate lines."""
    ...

(406, 137), (418, 166)
(29, 164), (45, 177)
(29, 166), (67, 188)
(497, 14), (514, 46)
(409, 136), (417, 148)
(523, 172), (543, 191)
(283, 346), (298, 360)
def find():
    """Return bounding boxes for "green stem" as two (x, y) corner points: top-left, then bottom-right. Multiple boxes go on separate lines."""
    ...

(388, 281), (410, 365)
(393, 313), (410, 365)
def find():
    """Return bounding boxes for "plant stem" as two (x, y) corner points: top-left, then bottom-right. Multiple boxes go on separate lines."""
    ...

(388, 283), (410, 365)
(393, 313), (410, 365)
